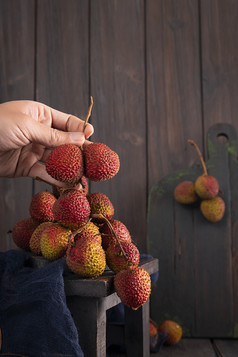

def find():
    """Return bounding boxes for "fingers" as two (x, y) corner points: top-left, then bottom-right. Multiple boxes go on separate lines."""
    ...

(25, 118), (87, 148)
(28, 162), (83, 190)
(49, 107), (94, 139)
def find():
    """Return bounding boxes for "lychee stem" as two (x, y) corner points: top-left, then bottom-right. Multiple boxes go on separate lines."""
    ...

(91, 213), (130, 263)
(188, 139), (208, 175)
(83, 96), (94, 133)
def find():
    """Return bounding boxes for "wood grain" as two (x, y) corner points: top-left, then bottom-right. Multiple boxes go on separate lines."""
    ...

(0, 0), (35, 251)
(90, 0), (147, 252)
(35, 0), (90, 194)
(146, 0), (202, 189)
(158, 339), (217, 357)
(201, 0), (238, 148)
(214, 339), (238, 357)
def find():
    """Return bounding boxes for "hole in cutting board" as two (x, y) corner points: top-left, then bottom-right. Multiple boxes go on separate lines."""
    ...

(216, 133), (229, 144)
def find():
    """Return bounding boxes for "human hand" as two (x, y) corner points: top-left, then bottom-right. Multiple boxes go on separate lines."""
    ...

(0, 100), (94, 186)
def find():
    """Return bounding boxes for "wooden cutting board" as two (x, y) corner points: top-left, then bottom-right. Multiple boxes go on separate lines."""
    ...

(147, 123), (238, 337)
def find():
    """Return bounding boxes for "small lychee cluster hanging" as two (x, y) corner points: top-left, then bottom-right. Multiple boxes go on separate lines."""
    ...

(11, 97), (151, 311)
(174, 140), (225, 223)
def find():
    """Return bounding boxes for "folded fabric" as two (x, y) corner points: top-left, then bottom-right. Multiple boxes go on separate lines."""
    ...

(0, 250), (84, 357)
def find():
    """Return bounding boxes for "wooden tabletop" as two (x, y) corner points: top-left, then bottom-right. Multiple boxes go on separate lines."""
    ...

(28, 253), (159, 298)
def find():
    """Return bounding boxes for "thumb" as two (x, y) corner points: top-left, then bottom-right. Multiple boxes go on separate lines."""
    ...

(27, 119), (86, 148)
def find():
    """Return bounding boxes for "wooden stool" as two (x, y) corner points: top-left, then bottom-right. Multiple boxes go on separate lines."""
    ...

(64, 257), (159, 357)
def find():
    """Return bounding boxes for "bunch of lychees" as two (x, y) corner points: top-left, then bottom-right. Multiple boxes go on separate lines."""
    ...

(11, 98), (151, 310)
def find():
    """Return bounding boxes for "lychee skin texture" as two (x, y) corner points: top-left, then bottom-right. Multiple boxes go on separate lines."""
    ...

(200, 196), (225, 223)
(66, 237), (106, 277)
(30, 191), (56, 223)
(100, 219), (132, 250)
(40, 223), (71, 260)
(12, 217), (39, 251)
(106, 241), (140, 273)
(158, 320), (182, 345)
(46, 144), (84, 185)
(84, 142), (120, 182)
(74, 221), (102, 245)
(30, 222), (52, 255)
(87, 192), (114, 223)
(195, 175), (219, 199)
(174, 181), (198, 204)
(114, 267), (151, 310)
(53, 190), (91, 230)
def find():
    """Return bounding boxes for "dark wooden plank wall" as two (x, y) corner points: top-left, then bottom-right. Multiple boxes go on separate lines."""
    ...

(0, 0), (238, 273)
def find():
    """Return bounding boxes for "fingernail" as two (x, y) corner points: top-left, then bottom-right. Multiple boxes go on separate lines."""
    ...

(69, 132), (85, 143)
(84, 124), (94, 139)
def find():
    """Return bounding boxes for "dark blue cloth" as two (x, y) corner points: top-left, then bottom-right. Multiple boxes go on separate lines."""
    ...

(0, 250), (84, 357)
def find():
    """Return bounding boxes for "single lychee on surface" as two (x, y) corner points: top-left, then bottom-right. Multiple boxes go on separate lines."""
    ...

(100, 219), (131, 250)
(66, 237), (106, 277)
(114, 267), (151, 310)
(74, 221), (102, 245)
(174, 181), (198, 204)
(83, 142), (120, 182)
(46, 144), (84, 185)
(87, 192), (114, 223)
(106, 241), (140, 273)
(30, 222), (52, 255)
(158, 320), (182, 345)
(200, 196), (225, 222)
(12, 217), (39, 251)
(53, 190), (91, 230)
(30, 191), (56, 223)
(40, 223), (72, 260)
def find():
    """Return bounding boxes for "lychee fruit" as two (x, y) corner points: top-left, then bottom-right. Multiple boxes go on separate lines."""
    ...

(114, 267), (151, 310)
(158, 320), (182, 345)
(100, 219), (132, 250)
(40, 223), (72, 260)
(200, 196), (225, 222)
(30, 191), (56, 223)
(174, 181), (198, 204)
(188, 140), (219, 199)
(29, 222), (52, 255)
(46, 144), (84, 185)
(66, 237), (106, 277)
(106, 241), (140, 273)
(83, 142), (120, 181)
(12, 217), (39, 251)
(87, 192), (114, 223)
(53, 190), (91, 230)
(74, 221), (102, 245)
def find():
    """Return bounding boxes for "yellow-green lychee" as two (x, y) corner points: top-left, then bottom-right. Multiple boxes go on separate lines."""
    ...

(87, 192), (114, 223)
(200, 196), (225, 222)
(40, 223), (72, 260)
(30, 222), (52, 255)
(66, 237), (106, 277)
(74, 221), (102, 245)
(174, 181), (198, 204)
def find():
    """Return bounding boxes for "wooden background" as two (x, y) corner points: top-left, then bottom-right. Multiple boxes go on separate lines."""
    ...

(0, 0), (238, 336)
